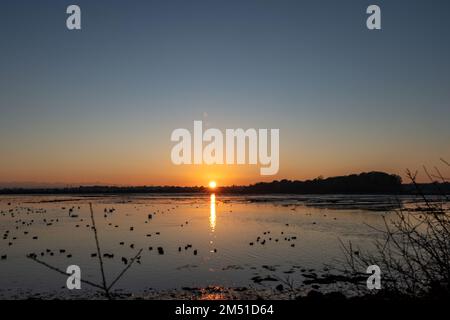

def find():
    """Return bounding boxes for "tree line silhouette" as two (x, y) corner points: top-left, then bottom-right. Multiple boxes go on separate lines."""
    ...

(2, 171), (447, 195)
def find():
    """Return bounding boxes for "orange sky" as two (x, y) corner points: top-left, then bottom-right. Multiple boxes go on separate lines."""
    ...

(1, 2), (450, 187)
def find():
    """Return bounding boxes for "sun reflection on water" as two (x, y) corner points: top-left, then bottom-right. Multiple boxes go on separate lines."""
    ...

(209, 193), (216, 232)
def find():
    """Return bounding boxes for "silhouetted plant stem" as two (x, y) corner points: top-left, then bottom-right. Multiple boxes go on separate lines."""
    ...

(27, 255), (104, 290)
(89, 203), (110, 299)
(108, 248), (143, 291)
(339, 160), (450, 297)
(28, 203), (143, 299)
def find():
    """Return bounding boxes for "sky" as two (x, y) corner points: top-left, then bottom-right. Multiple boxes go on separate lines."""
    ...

(0, 0), (449, 187)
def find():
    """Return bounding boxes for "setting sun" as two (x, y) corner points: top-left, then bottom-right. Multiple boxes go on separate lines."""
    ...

(208, 181), (217, 189)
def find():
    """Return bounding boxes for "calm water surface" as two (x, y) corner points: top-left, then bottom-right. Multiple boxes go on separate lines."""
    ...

(0, 194), (417, 298)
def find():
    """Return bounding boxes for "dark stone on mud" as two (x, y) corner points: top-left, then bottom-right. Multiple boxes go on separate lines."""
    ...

(234, 287), (248, 292)
(251, 275), (278, 284)
(182, 287), (196, 291)
(303, 273), (366, 285)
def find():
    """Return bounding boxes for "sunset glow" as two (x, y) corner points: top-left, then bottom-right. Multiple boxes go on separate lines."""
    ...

(209, 181), (217, 189)
(1, 0), (449, 306)
(0, 1), (448, 187)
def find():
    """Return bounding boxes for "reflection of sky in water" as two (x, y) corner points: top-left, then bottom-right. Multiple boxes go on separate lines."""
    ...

(0, 194), (428, 298)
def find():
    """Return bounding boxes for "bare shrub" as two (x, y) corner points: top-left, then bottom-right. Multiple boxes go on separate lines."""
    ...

(340, 160), (450, 297)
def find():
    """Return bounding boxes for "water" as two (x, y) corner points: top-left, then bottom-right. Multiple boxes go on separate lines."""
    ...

(0, 194), (418, 298)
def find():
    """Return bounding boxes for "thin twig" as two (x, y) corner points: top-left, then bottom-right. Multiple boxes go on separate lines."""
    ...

(28, 203), (145, 299)
(108, 248), (143, 291)
(89, 203), (110, 298)
(27, 256), (104, 290)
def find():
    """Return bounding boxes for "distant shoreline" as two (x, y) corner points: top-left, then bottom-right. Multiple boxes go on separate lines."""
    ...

(0, 189), (447, 196)
(0, 172), (448, 195)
